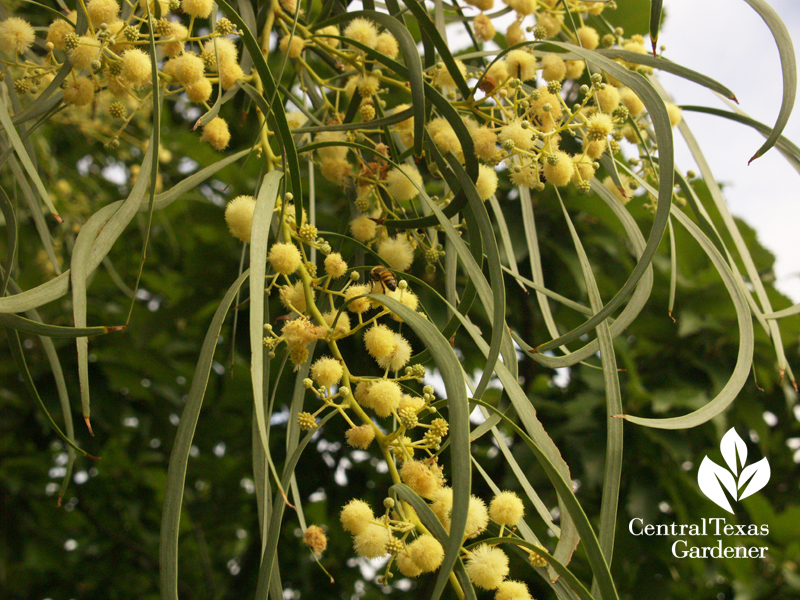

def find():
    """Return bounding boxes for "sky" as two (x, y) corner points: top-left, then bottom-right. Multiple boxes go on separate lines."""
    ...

(658, 0), (800, 302)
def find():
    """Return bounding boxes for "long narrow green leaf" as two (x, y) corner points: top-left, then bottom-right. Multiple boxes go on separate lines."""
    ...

(681, 105), (800, 174)
(371, 295), (471, 600)
(0, 313), (119, 338)
(0, 150), (250, 315)
(70, 142), (154, 432)
(249, 171), (284, 476)
(524, 178), (652, 369)
(596, 49), (736, 100)
(555, 191), (623, 593)
(5, 153), (60, 274)
(0, 186), (17, 294)
(649, 0), (662, 56)
(742, 0), (797, 163)
(0, 96), (59, 219)
(160, 270), (250, 600)
(443, 154), (507, 397)
(622, 205), (754, 428)
(4, 327), (97, 459)
(667, 82), (795, 385)
(763, 304), (800, 320)
(254, 409), (337, 600)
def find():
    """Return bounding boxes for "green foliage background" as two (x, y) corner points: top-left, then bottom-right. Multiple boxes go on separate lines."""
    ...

(1, 1), (799, 600)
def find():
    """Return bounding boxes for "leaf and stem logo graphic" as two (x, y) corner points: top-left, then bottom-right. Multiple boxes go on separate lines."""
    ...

(697, 428), (771, 514)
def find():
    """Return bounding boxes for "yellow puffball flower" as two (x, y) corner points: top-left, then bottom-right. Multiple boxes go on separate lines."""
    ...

(565, 59), (586, 80)
(505, 21), (526, 46)
(317, 25), (339, 48)
(364, 324), (396, 360)
(224, 195), (256, 243)
(586, 113), (613, 141)
(353, 524), (390, 558)
(68, 36), (102, 70)
(47, 13), (76, 51)
(400, 460), (442, 498)
(397, 550), (423, 577)
(377, 235), (414, 271)
(315, 131), (348, 162)
(489, 491), (525, 526)
(320, 158), (352, 186)
(407, 535), (444, 573)
(433, 60), (467, 90)
(182, 0), (214, 18)
(62, 76), (95, 106)
(310, 356), (344, 388)
(583, 138), (606, 160)
(280, 280), (312, 313)
(202, 38), (239, 69)
(168, 53), (205, 85)
(473, 127), (498, 161)
(200, 117), (231, 151)
(620, 87), (645, 117)
(340, 499), (374, 535)
(163, 22), (188, 58)
(324, 252), (348, 278)
(496, 580), (533, 600)
(219, 61), (245, 90)
(536, 12), (562, 37)
(595, 85), (621, 113)
(86, 0), (120, 27)
(375, 31), (399, 59)
(357, 74), (380, 97)
(506, 0), (535, 15)
(345, 424), (375, 449)
(465, 544), (509, 590)
(428, 117), (463, 160)
(303, 525), (327, 557)
(475, 164), (498, 201)
(484, 61), (508, 91)
(465, 495), (490, 538)
(268, 242), (302, 275)
(385, 164), (422, 201)
(343, 17), (378, 50)
(666, 102), (683, 127)
(572, 157), (597, 183)
(498, 120), (534, 151)
(474, 13), (495, 42)
(543, 151), (575, 187)
(504, 50), (537, 82)
(279, 34), (305, 58)
(344, 283), (373, 314)
(366, 379), (402, 417)
(529, 86), (563, 132)
(121, 49), (152, 87)
(322, 310), (351, 337)
(576, 26), (599, 50)
(399, 394), (424, 414)
(185, 78), (213, 103)
(377, 334), (412, 372)
(541, 53), (566, 82)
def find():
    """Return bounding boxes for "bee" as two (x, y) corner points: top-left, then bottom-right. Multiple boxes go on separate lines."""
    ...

(370, 266), (397, 293)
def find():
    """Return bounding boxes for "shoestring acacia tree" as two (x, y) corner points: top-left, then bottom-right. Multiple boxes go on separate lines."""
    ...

(1, 0), (799, 599)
